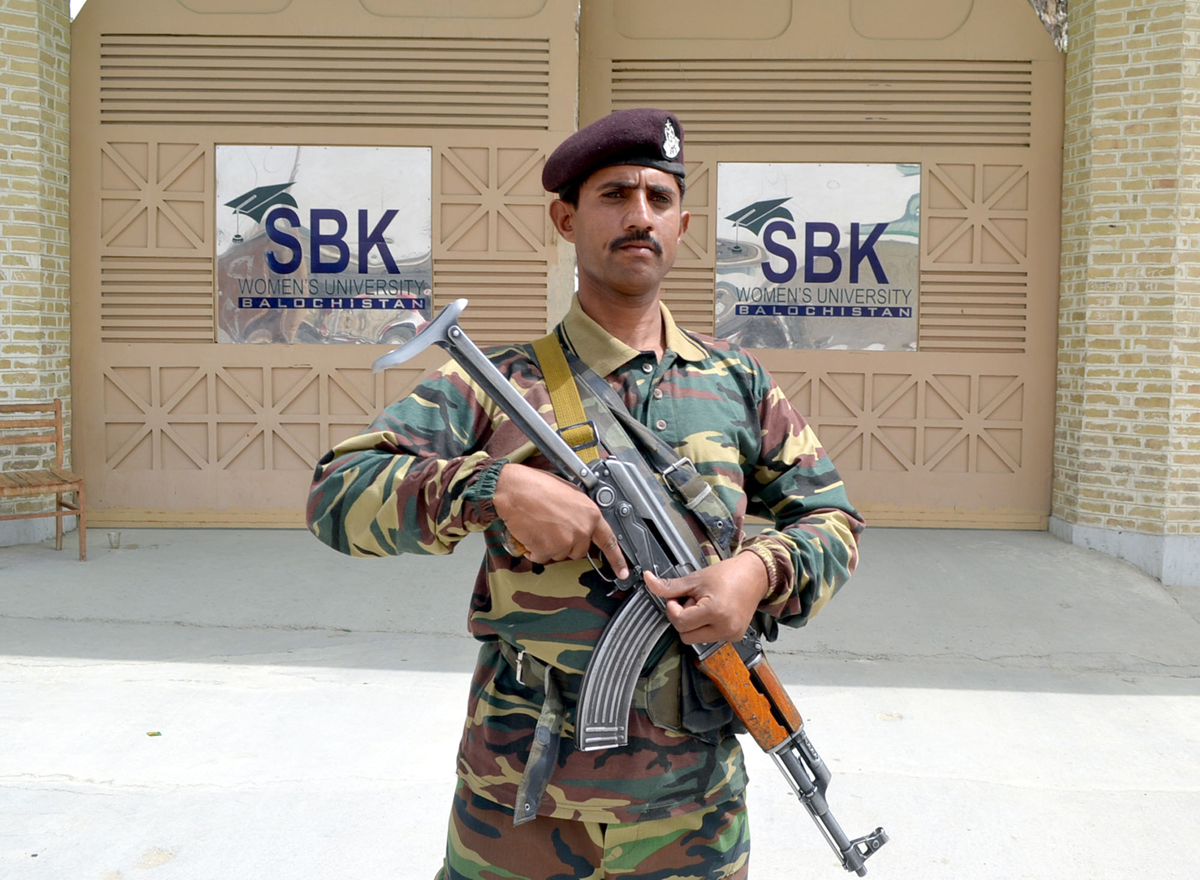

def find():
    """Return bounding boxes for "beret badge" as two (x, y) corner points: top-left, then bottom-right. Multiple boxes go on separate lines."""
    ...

(662, 119), (681, 160)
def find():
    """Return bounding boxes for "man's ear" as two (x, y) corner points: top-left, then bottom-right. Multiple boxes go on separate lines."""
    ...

(678, 209), (690, 241)
(549, 199), (576, 243)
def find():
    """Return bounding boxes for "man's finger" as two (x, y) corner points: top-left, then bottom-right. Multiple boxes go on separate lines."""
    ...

(592, 519), (629, 580)
(663, 606), (724, 644)
(666, 596), (713, 626)
(665, 600), (738, 643)
(566, 534), (593, 560)
(644, 571), (694, 598)
(656, 594), (714, 643)
(677, 625), (724, 646)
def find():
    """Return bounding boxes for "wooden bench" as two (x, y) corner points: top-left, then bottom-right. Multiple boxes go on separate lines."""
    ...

(0, 399), (87, 560)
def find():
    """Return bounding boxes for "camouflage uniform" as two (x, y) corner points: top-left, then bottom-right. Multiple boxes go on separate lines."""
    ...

(437, 779), (749, 880)
(307, 298), (863, 874)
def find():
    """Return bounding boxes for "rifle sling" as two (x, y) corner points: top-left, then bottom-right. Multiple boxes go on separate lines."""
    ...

(530, 334), (600, 463)
(534, 331), (735, 556)
(565, 346), (733, 555)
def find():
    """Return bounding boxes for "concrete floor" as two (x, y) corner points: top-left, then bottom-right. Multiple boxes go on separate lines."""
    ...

(1, 526), (1197, 879)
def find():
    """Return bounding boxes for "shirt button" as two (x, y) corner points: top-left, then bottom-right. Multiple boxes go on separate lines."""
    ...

(641, 362), (654, 374)
(653, 388), (663, 400)
(655, 419), (667, 431)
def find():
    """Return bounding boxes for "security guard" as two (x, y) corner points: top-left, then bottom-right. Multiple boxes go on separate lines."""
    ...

(307, 108), (863, 879)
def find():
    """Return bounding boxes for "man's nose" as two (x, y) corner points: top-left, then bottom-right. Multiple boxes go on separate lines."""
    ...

(623, 190), (654, 228)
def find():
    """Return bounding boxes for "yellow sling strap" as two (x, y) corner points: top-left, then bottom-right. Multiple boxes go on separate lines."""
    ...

(531, 333), (600, 464)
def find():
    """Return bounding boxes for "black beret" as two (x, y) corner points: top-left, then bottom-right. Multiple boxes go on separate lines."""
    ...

(542, 108), (685, 194)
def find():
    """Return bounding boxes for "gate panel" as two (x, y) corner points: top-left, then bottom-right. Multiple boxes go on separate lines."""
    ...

(581, 0), (1063, 528)
(72, 0), (579, 525)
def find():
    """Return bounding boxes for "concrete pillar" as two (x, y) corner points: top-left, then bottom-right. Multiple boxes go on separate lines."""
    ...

(1054, 0), (1200, 587)
(0, 0), (71, 546)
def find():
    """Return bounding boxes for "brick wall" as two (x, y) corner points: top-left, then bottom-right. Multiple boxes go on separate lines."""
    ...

(1055, 0), (1200, 585)
(0, 0), (71, 543)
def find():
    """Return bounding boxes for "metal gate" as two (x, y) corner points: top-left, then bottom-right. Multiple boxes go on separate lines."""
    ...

(71, 0), (1063, 529)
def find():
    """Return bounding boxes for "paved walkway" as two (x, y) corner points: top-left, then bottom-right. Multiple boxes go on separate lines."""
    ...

(1, 526), (1198, 879)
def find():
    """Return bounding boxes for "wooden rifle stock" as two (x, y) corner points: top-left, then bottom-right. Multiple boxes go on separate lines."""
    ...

(696, 643), (802, 751)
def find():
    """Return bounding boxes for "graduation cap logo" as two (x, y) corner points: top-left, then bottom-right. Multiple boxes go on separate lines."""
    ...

(725, 197), (794, 236)
(725, 196), (794, 252)
(225, 182), (298, 243)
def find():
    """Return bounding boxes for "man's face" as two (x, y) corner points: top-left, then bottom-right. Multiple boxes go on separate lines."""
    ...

(550, 165), (690, 300)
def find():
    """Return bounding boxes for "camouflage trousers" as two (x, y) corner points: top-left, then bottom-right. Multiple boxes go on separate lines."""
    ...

(434, 780), (750, 880)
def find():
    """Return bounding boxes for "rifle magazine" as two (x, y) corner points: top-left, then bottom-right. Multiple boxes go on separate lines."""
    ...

(575, 589), (673, 751)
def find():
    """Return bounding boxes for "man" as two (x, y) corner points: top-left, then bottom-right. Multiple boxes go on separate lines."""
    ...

(307, 108), (863, 879)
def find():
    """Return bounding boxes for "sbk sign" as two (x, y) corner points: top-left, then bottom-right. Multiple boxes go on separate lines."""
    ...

(266, 207), (403, 275)
(726, 197), (892, 285)
(224, 182), (405, 275)
(215, 144), (433, 345)
(715, 162), (920, 351)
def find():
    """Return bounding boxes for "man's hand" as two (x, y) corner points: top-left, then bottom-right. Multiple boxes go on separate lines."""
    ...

(493, 462), (629, 578)
(645, 551), (770, 644)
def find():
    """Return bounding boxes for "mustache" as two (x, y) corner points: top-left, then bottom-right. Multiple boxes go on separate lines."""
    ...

(608, 230), (663, 255)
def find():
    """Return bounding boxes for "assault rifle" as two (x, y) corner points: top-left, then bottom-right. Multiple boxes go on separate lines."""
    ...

(373, 299), (888, 875)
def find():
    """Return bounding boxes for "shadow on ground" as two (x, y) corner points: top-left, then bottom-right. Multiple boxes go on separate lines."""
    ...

(2, 527), (1197, 694)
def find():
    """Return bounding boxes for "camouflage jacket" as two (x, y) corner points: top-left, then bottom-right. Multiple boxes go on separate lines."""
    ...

(307, 297), (863, 823)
